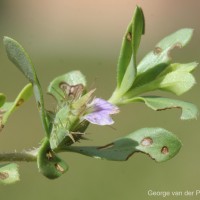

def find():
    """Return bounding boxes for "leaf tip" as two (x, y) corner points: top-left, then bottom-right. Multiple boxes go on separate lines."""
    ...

(3, 36), (13, 46)
(135, 5), (145, 34)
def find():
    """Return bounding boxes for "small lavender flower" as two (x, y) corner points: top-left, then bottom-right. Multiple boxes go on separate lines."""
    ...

(83, 98), (119, 125)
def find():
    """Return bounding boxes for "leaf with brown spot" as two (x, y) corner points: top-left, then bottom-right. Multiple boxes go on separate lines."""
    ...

(128, 96), (198, 120)
(116, 6), (145, 95)
(0, 84), (33, 132)
(48, 71), (86, 104)
(37, 138), (68, 179)
(137, 29), (193, 75)
(61, 127), (182, 162)
(0, 163), (19, 184)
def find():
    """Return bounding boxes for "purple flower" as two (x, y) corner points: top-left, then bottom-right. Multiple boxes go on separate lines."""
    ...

(83, 98), (119, 125)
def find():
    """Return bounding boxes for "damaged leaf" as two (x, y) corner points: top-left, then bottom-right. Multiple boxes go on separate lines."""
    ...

(61, 127), (182, 162)
(0, 84), (32, 131)
(129, 96), (198, 120)
(117, 6), (145, 94)
(137, 28), (193, 75)
(37, 138), (69, 179)
(0, 163), (19, 184)
(48, 70), (86, 104)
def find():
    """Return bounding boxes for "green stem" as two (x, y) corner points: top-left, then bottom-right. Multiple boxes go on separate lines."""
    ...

(0, 149), (38, 162)
(109, 80), (160, 105)
(108, 89), (125, 105)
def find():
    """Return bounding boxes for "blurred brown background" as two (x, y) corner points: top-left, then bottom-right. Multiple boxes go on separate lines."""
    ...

(0, 0), (199, 199)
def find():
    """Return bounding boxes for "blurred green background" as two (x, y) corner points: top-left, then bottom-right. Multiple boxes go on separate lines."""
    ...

(0, 0), (199, 199)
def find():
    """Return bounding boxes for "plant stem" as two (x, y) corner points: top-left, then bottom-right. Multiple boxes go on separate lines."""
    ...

(0, 149), (38, 162)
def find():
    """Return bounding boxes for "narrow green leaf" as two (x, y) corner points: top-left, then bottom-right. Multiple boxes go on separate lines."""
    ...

(132, 6), (145, 61)
(37, 138), (69, 179)
(118, 56), (136, 96)
(117, 21), (132, 87)
(3, 37), (49, 136)
(0, 93), (6, 107)
(131, 63), (169, 88)
(0, 163), (19, 184)
(62, 128), (182, 162)
(129, 96), (198, 120)
(137, 29), (193, 75)
(0, 84), (33, 132)
(117, 6), (145, 88)
(48, 70), (86, 103)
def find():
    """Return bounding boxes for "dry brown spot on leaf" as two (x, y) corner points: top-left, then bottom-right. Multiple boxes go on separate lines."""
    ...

(161, 146), (169, 154)
(0, 172), (9, 180)
(153, 47), (162, 55)
(126, 32), (132, 41)
(141, 137), (153, 146)
(167, 42), (183, 59)
(55, 163), (64, 173)
(16, 98), (24, 107)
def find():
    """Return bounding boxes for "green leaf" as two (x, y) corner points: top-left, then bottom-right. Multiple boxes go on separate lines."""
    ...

(132, 6), (145, 61)
(0, 163), (19, 184)
(137, 28), (193, 75)
(129, 96), (198, 120)
(49, 86), (94, 150)
(37, 138), (69, 179)
(49, 104), (75, 149)
(50, 96), (92, 150)
(118, 56), (136, 96)
(109, 6), (145, 104)
(50, 128), (70, 150)
(131, 63), (169, 89)
(160, 62), (198, 76)
(125, 63), (196, 98)
(132, 62), (197, 90)
(62, 128), (182, 162)
(117, 6), (145, 89)
(0, 84), (33, 132)
(47, 70), (86, 104)
(158, 71), (195, 95)
(33, 84), (50, 135)
(0, 93), (6, 107)
(3, 37), (36, 83)
(3, 36), (49, 136)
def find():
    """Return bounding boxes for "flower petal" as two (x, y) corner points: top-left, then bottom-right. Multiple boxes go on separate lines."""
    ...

(91, 98), (119, 114)
(83, 98), (119, 126)
(84, 111), (114, 125)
